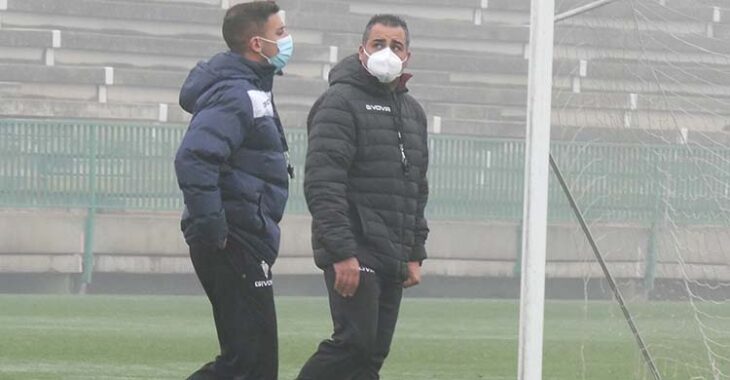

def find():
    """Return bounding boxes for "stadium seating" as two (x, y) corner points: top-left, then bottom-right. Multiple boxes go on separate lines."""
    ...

(3, 0), (730, 134)
(2, 0), (730, 288)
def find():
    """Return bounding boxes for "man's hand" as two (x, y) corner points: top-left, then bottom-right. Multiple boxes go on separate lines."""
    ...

(403, 261), (422, 288)
(333, 257), (360, 297)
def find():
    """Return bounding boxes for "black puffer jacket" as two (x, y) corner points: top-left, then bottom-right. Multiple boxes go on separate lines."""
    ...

(304, 54), (429, 281)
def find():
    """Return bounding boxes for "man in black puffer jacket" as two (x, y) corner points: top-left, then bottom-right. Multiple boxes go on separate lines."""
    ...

(297, 14), (429, 380)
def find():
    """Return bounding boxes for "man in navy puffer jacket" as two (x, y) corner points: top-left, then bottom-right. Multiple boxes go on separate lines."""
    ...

(174, 2), (293, 379)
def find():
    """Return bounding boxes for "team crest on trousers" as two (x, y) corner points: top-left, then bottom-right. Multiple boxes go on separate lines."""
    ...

(255, 260), (273, 288)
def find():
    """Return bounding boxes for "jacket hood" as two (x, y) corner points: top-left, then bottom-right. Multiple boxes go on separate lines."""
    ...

(328, 54), (412, 96)
(179, 51), (277, 113)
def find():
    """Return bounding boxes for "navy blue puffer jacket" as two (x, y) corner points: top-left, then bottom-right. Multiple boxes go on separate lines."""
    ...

(175, 51), (290, 264)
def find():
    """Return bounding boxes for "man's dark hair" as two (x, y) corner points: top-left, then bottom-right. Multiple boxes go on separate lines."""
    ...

(362, 14), (410, 48)
(222, 1), (280, 53)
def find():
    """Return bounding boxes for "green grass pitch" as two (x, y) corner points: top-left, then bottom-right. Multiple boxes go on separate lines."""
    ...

(0, 294), (726, 379)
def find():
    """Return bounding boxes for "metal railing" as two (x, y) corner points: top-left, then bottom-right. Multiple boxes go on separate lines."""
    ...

(1, 119), (729, 225)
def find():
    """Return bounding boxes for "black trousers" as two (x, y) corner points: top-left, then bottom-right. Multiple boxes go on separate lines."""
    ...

(187, 241), (278, 380)
(297, 266), (403, 380)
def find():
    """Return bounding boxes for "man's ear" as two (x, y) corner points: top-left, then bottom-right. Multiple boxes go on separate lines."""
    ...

(402, 50), (412, 67)
(358, 45), (368, 66)
(248, 36), (263, 54)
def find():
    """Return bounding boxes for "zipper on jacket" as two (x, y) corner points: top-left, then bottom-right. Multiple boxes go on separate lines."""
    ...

(277, 128), (294, 180)
(391, 92), (410, 177)
(391, 91), (409, 261)
(271, 94), (295, 179)
(284, 151), (294, 179)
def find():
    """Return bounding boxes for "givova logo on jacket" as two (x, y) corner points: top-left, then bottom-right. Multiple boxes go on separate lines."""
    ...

(365, 104), (392, 113)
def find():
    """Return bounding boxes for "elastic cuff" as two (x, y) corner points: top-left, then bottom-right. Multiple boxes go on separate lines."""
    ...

(410, 244), (427, 263)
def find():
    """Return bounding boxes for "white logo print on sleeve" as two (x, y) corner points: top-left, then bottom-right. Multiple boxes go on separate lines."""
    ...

(248, 90), (275, 118)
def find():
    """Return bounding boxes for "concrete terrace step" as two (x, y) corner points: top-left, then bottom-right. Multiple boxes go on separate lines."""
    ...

(0, 63), (106, 85)
(554, 25), (730, 55)
(408, 50), (528, 75)
(5, 27), (721, 78)
(409, 82), (527, 106)
(454, 68), (730, 100)
(481, 4), (717, 32)
(0, 67), (327, 101)
(424, 88), (730, 120)
(113, 0), (220, 7)
(425, 103), (525, 121)
(262, 0), (351, 13)
(0, 9), (220, 38)
(111, 67), (327, 92)
(0, 1), (327, 44)
(287, 11), (528, 42)
(347, 1), (480, 24)
(5, 0), (224, 25)
(437, 118), (524, 135)
(113, 67), (186, 88)
(324, 31), (525, 58)
(552, 43), (730, 68)
(50, 49), (329, 78)
(0, 96), (312, 128)
(347, 0), (486, 7)
(3, 59), (727, 123)
(436, 108), (728, 133)
(57, 31), (337, 62)
(2, 0), (362, 30)
(0, 28), (57, 48)
(2, 91), (727, 135)
(0, 82), (22, 97)
(576, 3), (720, 23)
(0, 98), (177, 122)
(579, 59), (730, 87)
(0, 28), (337, 65)
(485, 0), (725, 23)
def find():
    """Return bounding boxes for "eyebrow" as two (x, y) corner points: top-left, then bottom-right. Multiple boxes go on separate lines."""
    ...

(371, 37), (404, 43)
(371, 38), (405, 47)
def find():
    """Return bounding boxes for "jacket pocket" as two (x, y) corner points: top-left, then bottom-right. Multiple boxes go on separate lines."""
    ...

(355, 205), (396, 251)
(256, 192), (267, 233)
(356, 205), (387, 238)
(226, 194), (264, 233)
(181, 208), (228, 247)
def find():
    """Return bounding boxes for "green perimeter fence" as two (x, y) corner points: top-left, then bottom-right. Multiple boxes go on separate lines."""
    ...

(2, 119), (729, 225)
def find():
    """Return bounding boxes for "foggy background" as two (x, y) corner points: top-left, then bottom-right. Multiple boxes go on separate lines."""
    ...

(2, 0), (729, 299)
(3, 0), (730, 378)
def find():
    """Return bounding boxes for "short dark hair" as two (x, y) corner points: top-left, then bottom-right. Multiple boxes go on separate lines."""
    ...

(222, 1), (280, 53)
(362, 14), (410, 48)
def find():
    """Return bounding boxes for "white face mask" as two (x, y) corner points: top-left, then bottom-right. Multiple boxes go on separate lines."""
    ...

(363, 47), (406, 83)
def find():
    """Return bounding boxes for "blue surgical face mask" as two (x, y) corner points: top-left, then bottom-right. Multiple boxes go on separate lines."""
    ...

(258, 34), (294, 70)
